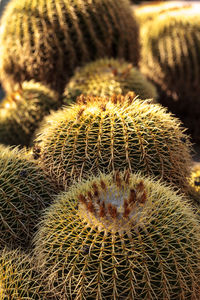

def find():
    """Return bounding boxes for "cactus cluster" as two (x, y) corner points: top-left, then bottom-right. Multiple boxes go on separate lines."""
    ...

(0, 248), (42, 299)
(0, 145), (54, 249)
(34, 93), (192, 192)
(0, 0), (139, 94)
(0, 81), (59, 146)
(63, 58), (157, 105)
(34, 171), (200, 299)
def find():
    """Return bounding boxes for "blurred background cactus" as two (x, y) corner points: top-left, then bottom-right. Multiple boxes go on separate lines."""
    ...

(34, 93), (192, 192)
(0, 0), (139, 94)
(0, 81), (60, 146)
(139, 4), (200, 142)
(34, 172), (200, 299)
(63, 58), (157, 105)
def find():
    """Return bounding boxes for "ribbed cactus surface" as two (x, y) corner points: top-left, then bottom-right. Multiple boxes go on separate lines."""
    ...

(34, 172), (200, 299)
(140, 6), (200, 107)
(0, 248), (42, 299)
(0, 0), (139, 94)
(35, 93), (192, 192)
(0, 81), (59, 147)
(0, 145), (54, 249)
(63, 58), (157, 105)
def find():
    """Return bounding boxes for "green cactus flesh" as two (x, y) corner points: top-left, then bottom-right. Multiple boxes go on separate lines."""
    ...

(0, 81), (60, 147)
(0, 248), (42, 299)
(34, 171), (200, 299)
(0, 144), (54, 249)
(63, 58), (157, 105)
(34, 93), (192, 192)
(0, 0), (139, 94)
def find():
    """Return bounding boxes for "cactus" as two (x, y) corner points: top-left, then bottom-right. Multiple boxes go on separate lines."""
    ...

(34, 171), (200, 299)
(189, 163), (200, 194)
(0, 0), (139, 94)
(63, 58), (157, 105)
(34, 93), (192, 192)
(140, 6), (200, 112)
(0, 144), (54, 249)
(0, 81), (60, 147)
(0, 248), (42, 299)
(135, 1), (192, 25)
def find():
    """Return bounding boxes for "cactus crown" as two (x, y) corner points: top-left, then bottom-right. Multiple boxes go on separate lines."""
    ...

(78, 170), (148, 232)
(63, 58), (157, 104)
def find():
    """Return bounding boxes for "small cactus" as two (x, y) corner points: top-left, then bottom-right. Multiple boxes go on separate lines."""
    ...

(34, 171), (200, 299)
(0, 248), (42, 299)
(0, 0), (139, 94)
(0, 144), (54, 249)
(63, 58), (157, 105)
(0, 81), (60, 147)
(34, 93), (192, 192)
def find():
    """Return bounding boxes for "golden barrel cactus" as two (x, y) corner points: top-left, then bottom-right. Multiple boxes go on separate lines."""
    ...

(34, 93), (192, 192)
(34, 172), (200, 299)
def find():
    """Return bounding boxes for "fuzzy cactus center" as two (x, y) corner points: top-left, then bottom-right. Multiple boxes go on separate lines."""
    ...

(78, 171), (149, 232)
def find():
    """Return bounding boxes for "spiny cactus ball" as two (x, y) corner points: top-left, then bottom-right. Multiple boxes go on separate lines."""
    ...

(0, 0), (139, 94)
(34, 171), (200, 299)
(63, 58), (157, 105)
(140, 5), (200, 108)
(0, 248), (42, 299)
(0, 81), (59, 147)
(35, 93), (192, 192)
(0, 145), (54, 249)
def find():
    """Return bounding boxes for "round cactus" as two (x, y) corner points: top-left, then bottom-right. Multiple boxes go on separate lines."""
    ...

(140, 5), (200, 110)
(34, 93), (192, 192)
(34, 171), (200, 299)
(0, 144), (54, 249)
(0, 248), (42, 299)
(0, 81), (60, 147)
(63, 58), (157, 105)
(0, 0), (139, 94)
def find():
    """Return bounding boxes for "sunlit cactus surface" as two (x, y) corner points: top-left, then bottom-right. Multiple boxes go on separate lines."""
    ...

(34, 171), (200, 299)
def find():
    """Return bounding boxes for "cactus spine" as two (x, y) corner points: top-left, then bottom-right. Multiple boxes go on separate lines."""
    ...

(63, 58), (157, 105)
(0, 145), (54, 249)
(34, 171), (200, 299)
(35, 93), (192, 192)
(0, 0), (139, 94)
(0, 81), (59, 146)
(0, 248), (42, 299)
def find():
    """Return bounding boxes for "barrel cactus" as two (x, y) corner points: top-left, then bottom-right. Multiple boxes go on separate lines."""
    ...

(0, 81), (59, 147)
(34, 171), (200, 299)
(0, 0), (139, 94)
(63, 58), (157, 105)
(0, 144), (54, 249)
(34, 93), (192, 192)
(0, 248), (42, 299)
(135, 1), (192, 24)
